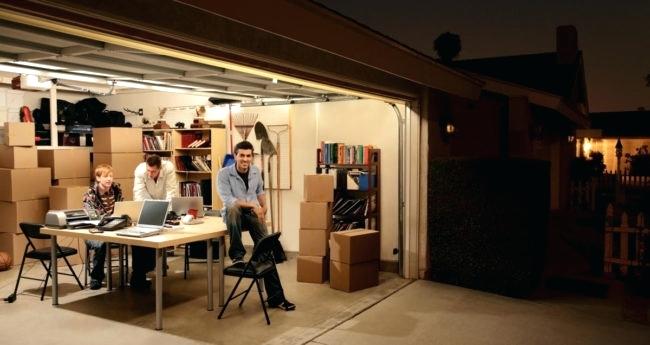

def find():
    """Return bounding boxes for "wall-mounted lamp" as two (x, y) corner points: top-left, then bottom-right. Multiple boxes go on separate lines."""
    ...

(440, 116), (455, 143)
(567, 135), (575, 143)
(445, 123), (455, 135)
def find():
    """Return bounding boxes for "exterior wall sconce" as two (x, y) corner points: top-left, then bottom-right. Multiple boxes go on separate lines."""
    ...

(567, 135), (575, 143)
(440, 119), (455, 142)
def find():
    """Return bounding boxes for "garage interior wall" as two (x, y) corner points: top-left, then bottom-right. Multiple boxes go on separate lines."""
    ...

(2, 86), (401, 263)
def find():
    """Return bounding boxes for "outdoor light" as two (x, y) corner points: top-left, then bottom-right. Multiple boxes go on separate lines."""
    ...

(583, 138), (592, 156)
(446, 123), (455, 134)
(568, 135), (575, 143)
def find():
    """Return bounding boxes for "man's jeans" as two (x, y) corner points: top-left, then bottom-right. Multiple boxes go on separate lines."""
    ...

(85, 240), (106, 281)
(225, 206), (286, 304)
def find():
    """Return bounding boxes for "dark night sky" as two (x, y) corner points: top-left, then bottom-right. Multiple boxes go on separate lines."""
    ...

(316, 0), (650, 112)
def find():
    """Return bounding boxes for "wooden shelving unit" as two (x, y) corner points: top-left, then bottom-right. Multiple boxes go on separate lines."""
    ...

(172, 128), (227, 210)
(317, 148), (381, 231)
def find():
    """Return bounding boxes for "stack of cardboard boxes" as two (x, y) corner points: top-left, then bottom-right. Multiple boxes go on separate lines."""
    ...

(92, 127), (143, 201)
(329, 229), (380, 292)
(0, 122), (51, 266)
(297, 174), (334, 283)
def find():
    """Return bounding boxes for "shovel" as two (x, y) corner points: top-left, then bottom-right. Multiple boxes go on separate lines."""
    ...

(254, 122), (277, 232)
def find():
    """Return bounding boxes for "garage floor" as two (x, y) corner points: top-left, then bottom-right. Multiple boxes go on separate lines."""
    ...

(0, 253), (648, 345)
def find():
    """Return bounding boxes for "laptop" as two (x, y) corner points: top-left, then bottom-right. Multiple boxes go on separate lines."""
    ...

(116, 200), (169, 238)
(171, 196), (205, 218)
(113, 200), (144, 223)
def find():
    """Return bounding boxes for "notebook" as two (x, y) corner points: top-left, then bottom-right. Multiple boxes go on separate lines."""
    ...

(113, 200), (144, 223)
(171, 196), (205, 218)
(116, 200), (169, 238)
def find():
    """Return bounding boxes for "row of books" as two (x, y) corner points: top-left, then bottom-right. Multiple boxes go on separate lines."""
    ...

(180, 132), (210, 148)
(184, 139), (210, 148)
(175, 155), (212, 172)
(180, 181), (202, 197)
(331, 220), (366, 231)
(142, 133), (172, 151)
(319, 142), (374, 165)
(180, 180), (212, 205)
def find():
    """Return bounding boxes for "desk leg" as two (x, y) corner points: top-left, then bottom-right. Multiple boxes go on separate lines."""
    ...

(218, 237), (224, 306)
(51, 235), (58, 306)
(106, 242), (112, 291)
(207, 238), (213, 311)
(118, 245), (124, 288)
(155, 248), (163, 330)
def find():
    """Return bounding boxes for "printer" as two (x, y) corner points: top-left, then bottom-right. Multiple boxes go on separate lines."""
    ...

(45, 209), (99, 229)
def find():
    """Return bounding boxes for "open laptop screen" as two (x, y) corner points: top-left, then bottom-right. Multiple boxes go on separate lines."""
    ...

(137, 200), (169, 228)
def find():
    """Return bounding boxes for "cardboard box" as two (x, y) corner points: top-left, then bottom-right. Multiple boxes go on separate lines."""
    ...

(300, 201), (332, 229)
(2, 122), (34, 147)
(38, 148), (90, 179)
(56, 235), (86, 266)
(297, 255), (329, 283)
(0, 145), (38, 168)
(92, 127), (142, 153)
(304, 174), (334, 202)
(93, 153), (143, 178)
(329, 260), (379, 292)
(299, 229), (330, 256)
(330, 229), (379, 264)
(53, 177), (90, 187)
(49, 186), (88, 210)
(0, 167), (51, 202)
(114, 178), (134, 201)
(0, 199), (49, 233)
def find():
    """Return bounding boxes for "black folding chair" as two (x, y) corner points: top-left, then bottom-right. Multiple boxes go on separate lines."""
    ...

(4, 223), (83, 303)
(217, 232), (281, 325)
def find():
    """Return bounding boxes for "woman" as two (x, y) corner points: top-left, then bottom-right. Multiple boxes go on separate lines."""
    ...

(82, 164), (123, 290)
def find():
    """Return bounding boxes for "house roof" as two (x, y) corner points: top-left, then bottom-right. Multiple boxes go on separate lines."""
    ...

(590, 110), (650, 137)
(452, 52), (587, 105)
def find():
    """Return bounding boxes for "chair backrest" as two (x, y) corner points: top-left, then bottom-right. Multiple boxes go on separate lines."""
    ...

(249, 232), (281, 263)
(19, 223), (49, 240)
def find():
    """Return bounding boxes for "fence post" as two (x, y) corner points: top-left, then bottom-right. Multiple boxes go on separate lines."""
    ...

(621, 211), (629, 275)
(604, 203), (614, 273)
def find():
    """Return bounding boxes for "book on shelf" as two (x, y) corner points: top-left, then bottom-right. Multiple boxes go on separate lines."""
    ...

(175, 155), (212, 172)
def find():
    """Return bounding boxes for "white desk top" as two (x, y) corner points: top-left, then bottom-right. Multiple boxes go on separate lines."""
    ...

(41, 216), (228, 249)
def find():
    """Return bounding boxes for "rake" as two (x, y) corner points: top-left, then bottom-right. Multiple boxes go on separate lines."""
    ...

(232, 112), (258, 140)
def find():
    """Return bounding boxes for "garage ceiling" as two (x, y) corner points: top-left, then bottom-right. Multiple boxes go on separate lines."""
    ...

(0, 19), (350, 103)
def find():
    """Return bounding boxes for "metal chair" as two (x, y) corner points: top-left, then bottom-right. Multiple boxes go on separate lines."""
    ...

(4, 223), (83, 303)
(217, 232), (281, 325)
(84, 243), (129, 288)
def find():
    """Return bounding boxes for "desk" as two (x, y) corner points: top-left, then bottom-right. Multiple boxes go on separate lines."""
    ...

(41, 216), (228, 330)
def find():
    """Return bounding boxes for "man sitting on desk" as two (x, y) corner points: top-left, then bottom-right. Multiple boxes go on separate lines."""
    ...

(131, 154), (178, 289)
(82, 164), (123, 290)
(217, 140), (295, 311)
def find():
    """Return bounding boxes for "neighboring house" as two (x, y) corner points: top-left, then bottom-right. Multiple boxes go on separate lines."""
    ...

(582, 110), (650, 174)
(446, 26), (590, 211)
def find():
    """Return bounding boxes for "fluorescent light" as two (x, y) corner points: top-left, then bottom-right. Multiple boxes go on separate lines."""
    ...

(70, 70), (118, 77)
(13, 61), (67, 70)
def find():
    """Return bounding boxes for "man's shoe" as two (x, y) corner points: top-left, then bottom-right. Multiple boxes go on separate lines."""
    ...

(269, 300), (296, 311)
(231, 258), (246, 268)
(130, 278), (152, 291)
(89, 279), (102, 290)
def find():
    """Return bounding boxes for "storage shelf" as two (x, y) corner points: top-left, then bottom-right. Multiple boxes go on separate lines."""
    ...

(176, 170), (212, 174)
(176, 147), (211, 150)
(144, 150), (173, 153)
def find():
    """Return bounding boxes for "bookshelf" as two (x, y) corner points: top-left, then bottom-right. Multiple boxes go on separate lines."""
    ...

(317, 147), (380, 232)
(172, 127), (227, 210)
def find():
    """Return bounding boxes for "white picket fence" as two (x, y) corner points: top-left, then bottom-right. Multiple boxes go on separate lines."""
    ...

(604, 204), (650, 275)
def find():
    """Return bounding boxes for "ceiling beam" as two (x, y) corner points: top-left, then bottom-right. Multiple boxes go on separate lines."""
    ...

(0, 19), (104, 48)
(37, 59), (142, 79)
(0, 36), (60, 54)
(103, 43), (148, 54)
(0, 51), (17, 62)
(17, 52), (57, 61)
(62, 54), (186, 76)
(61, 45), (99, 56)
